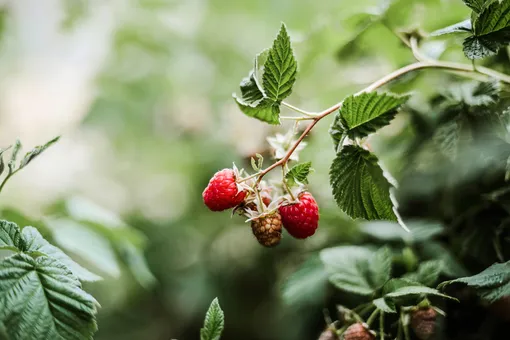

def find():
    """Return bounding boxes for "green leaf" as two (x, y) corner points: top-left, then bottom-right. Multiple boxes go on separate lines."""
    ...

(373, 297), (396, 313)
(430, 19), (472, 36)
(382, 278), (423, 296)
(330, 145), (396, 221)
(332, 92), (410, 140)
(359, 220), (444, 243)
(262, 23), (297, 103)
(404, 260), (443, 286)
(462, 0), (490, 13)
(0, 220), (23, 251)
(281, 255), (328, 307)
(438, 261), (510, 303)
(19, 136), (60, 169)
(463, 34), (503, 59)
(200, 298), (224, 340)
(0, 253), (98, 340)
(0, 146), (11, 176)
(22, 226), (102, 282)
(368, 246), (392, 289)
(419, 242), (469, 277)
(385, 285), (456, 301)
(320, 246), (374, 295)
(285, 162), (313, 187)
(234, 95), (280, 125)
(8, 139), (21, 175)
(118, 241), (156, 290)
(473, 0), (510, 35)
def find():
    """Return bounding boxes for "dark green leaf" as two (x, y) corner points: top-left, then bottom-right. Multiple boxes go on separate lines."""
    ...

(333, 92), (410, 140)
(281, 255), (328, 307)
(438, 261), (510, 303)
(463, 34), (506, 59)
(233, 96), (280, 125)
(473, 0), (510, 35)
(8, 139), (21, 174)
(285, 161), (313, 187)
(239, 72), (264, 103)
(19, 136), (60, 169)
(373, 297), (396, 313)
(118, 241), (156, 289)
(419, 242), (469, 277)
(22, 226), (102, 282)
(404, 260), (443, 286)
(0, 220), (23, 251)
(262, 23), (297, 103)
(330, 145), (396, 221)
(0, 253), (98, 340)
(320, 246), (374, 295)
(462, 0), (490, 14)
(382, 278), (423, 296)
(430, 19), (472, 36)
(200, 298), (224, 340)
(385, 285), (455, 300)
(368, 246), (392, 289)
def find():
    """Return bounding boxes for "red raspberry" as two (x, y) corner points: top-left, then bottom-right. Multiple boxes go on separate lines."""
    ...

(278, 192), (319, 239)
(203, 169), (246, 211)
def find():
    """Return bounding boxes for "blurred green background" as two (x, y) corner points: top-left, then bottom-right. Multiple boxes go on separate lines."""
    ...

(0, 0), (480, 339)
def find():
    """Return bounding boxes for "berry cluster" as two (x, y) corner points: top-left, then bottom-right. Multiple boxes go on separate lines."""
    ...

(202, 167), (319, 247)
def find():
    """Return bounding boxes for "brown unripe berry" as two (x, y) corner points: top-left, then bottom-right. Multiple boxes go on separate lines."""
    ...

(410, 307), (437, 340)
(250, 212), (282, 247)
(343, 323), (375, 340)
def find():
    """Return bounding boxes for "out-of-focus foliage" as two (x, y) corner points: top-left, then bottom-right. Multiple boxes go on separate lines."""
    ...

(0, 0), (509, 339)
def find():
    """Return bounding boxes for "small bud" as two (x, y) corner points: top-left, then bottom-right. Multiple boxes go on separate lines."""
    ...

(343, 323), (375, 340)
(410, 307), (437, 340)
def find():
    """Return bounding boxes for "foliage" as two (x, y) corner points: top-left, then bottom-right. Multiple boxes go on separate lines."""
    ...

(200, 298), (225, 340)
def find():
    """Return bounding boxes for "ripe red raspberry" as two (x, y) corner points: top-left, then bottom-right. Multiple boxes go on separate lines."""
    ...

(343, 323), (375, 340)
(203, 169), (246, 211)
(410, 307), (437, 340)
(278, 192), (319, 239)
(250, 212), (282, 247)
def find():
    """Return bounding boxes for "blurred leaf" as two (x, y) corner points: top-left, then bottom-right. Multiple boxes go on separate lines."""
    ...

(281, 255), (328, 307)
(45, 218), (120, 279)
(22, 226), (102, 282)
(368, 246), (392, 289)
(118, 241), (156, 289)
(505, 155), (510, 181)
(61, 0), (88, 30)
(446, 80), (500, 106)
(262, 23), (297, 104)
(385, 285), (455, 300)
(332, 92), (410, 140)
(433, 119), (461, 160)
(430, 19), (472, 36)
(7, 139), (21, 175)
(19, 136), (60, 170)
(285, 161), (313, 187)
(320, 246), (374, 295)
(403, 260), (443, 286)
(438, 261), (510, 303)
(419, 242), (470, 277)
(330, 145), (396, 221)
(463, 35), (502, 59)
(373, 297), (396, 313)
(0, 253), (98, 340)
(382, 278), (423, 295)
(0, 220), (23, 251)
(0, 146), (11, 176)
(360, 220), (444, 243)
(200, 297), (224, 340)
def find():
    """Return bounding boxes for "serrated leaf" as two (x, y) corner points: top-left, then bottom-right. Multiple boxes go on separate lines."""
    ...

(8, 139), (21, 174)
(330, 145), (396, 221)
(438, 261), (510, 303)
(463, 34), (503, 59)
(385, 285), (456, 300)
(333, 92), (410, 140)
(404, 260), (443, 286)
(234, 95), (280, 125)
(430, 19), (472, 36)
(22, 226), (102, 282)
(239, 71), (265, 103)
(373, 297), (396, 313)
(368, 246), (392, 289)
(19, 136), (60, 169)
(285, 162), (313, 187)
(200, 298), (224, 340)
(0, 253), (98, 340)
(281, 255), (328, 307)
(463, 0), (490, 14)
(262, 23), (297, 103)
(320, 246), (375, 295)
(0, 220), (23, 251)
(433, 119), (461, 160)
(474, 0), (510, 35)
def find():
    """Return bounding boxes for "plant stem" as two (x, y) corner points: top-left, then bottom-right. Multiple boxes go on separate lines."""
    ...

(281, 165), (296, 200)
(282, 101), (318, 117)
(255, 56), (510, 184)
(379, 312), (385, 340)
(366, 309), (381, 327)
(280, 116), (315, 121)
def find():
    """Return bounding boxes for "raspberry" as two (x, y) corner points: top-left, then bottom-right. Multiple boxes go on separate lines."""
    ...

(278, 192), (319, 239)
(343, 323), (375, 340)
(410, 307), (437, 340)
(251, 212), (282, 247)
(203, 169), (246, 211)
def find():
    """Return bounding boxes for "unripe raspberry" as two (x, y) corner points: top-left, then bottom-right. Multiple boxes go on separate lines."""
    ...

(343, 323), (375, 340)
(250, 212), (282, 247)
(410, 307), (437, 340)
(278, 192), (319, 239)
(203, 169), (246, 211)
